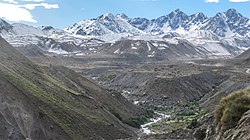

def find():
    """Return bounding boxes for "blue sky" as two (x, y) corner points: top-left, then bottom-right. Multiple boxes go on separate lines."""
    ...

(0, 0), (250, 29)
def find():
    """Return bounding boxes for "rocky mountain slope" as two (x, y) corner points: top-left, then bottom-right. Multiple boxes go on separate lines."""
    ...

(0, 22), (104, 55)
(235, 47), (250, 66)
(192, 88), (250, 140)
(98, 37), (242, 61)
(0, 36), (147, 140)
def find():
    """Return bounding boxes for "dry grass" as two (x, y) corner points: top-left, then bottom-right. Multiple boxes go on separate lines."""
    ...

(215, 88), (250, 130)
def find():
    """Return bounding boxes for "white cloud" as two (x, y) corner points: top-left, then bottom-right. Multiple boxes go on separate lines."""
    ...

(22, 3), (59, 10)
(0, 3), (36, 22)
(3, 0), (18, 4)
(22, 0), (45, 2)
(229, 0), (250, 2)
(205, 0), (219, 3)
(0, 0), (59, 23)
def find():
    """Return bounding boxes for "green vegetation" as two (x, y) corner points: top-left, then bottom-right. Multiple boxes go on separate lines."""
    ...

(123, 117), (147, 128)
(150, 120), (187, 133)
(187, 118), (198, 129)
(147, 99), (204, 134)
(106, 74), (116, 81)
(121, 110), (154, 128)
(215, 88), (250, 130)
(176, 111), (196, 116)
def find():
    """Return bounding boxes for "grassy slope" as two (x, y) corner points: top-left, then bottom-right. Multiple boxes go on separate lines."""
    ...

(0, 37), (144, 140)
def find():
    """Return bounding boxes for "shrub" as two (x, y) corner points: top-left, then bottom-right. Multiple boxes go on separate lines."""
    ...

(123, 110), (154, 128)
(187, 118), (198, 129)
(123, 117), (147, 128)
(177, 111), (196, 116)
(106, 74), (116, 81)
(110, 110), (123, 121)
(144, 110), (154, 118)
(214, 88), (250, 130)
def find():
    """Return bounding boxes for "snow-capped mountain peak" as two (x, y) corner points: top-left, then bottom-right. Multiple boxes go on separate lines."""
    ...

(65, 9), (250, 38)
(41, 26), (54, 31)
(168, 9), (187, 18)
(129, 17), (150, 30)
(189, 12), (207, 23)
(65, 12), (144, 36)
(0, 9), (249, 59)
(225, 8), (240, 17)
(116, 13), (129, 20)
(97, 13), (115, 21)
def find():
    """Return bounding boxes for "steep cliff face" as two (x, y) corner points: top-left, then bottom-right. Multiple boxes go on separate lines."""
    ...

(0, 37), (144, 140)
(222, 110), (250, 140)
(194, 110), (250, 140)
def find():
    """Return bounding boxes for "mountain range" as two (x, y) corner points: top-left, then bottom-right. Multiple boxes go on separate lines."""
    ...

(65, 9), (250, 38)
(0, 8), (249, 60)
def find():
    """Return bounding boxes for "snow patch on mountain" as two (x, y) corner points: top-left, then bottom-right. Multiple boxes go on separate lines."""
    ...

(202, 43), (231, 56)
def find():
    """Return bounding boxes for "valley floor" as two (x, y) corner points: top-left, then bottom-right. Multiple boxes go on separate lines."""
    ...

(24, 52), (250, 139)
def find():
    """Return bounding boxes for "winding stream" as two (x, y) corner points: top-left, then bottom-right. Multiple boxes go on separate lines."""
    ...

(141, 112), (170, 135)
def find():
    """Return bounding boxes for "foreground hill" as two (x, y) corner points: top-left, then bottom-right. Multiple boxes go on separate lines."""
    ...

(0, 37), (145, 140)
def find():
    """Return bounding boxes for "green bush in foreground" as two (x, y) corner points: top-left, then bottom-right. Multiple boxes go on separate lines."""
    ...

(215, 88), (250, 130)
